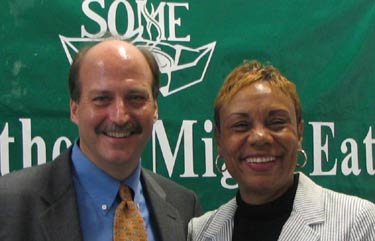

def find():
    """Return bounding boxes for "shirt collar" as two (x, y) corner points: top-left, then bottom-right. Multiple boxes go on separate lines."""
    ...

(71, 141), (142, 213)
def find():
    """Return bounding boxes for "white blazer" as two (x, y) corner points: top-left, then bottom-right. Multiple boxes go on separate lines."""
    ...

(188, 172), (375, 241)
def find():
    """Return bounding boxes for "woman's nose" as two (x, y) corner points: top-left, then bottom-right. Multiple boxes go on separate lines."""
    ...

(248, 126), (272, 147)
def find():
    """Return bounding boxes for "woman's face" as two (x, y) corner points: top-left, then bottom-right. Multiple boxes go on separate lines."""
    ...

(216, 81), (303, 204)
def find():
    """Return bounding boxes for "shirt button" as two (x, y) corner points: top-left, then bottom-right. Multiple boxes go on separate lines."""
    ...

(101, 204), (108, 210)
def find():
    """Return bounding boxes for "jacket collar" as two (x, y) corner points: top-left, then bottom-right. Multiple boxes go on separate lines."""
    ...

(279, 172), (324, 241)
(39, 147), (83, 241)
(199, 172), (325, 241)
(141, 169), (186, 241)
(204, 198), (237, 241)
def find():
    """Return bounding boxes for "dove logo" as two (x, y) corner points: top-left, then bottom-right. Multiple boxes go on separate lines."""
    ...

(59, 0), (216, 96)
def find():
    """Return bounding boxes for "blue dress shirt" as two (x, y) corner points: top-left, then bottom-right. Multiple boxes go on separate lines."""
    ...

(71, 142), (157, 241)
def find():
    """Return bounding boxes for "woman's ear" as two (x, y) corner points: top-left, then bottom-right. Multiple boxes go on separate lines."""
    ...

(297, 119), (304, 146)
(215, 125), (222, 155)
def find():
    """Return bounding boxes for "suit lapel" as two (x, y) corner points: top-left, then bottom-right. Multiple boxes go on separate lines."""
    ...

(39, 148), (83, 241)
(279, 212), (320, 241)
(279, 173), (324, 241)
(202, 199), (236, 241)
(141, 170), (185, 241)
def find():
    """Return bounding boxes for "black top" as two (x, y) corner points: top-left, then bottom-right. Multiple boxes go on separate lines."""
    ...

(232, 174), (299, 241)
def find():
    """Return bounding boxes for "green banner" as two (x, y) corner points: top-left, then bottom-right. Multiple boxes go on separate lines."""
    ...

(1, 0), (374, 211)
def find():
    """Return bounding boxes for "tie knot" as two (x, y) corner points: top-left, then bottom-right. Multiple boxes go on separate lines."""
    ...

(114, 185), (147, 241)
(118, 184), (133, 201)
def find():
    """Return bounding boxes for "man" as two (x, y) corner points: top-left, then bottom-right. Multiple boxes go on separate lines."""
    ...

(0, 39), (202, 241)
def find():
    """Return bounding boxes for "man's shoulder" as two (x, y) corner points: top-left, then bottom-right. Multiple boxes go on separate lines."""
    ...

(141, 168), (201, 212)
(0, 162), (55, 211)
(141, 168), (195, 195)
(0, 162), (52, 190)
(0, 148), (72, 193)
(142, 168), (202, 224)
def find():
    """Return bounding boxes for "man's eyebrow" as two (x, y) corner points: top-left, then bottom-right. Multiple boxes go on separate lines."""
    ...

(126, 88), (150, 96)
(88, 89), (112, 96)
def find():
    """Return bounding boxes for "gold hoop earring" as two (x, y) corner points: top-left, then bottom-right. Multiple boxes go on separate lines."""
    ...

(296, 149), (308, 168)
(215, 155), (227, 172)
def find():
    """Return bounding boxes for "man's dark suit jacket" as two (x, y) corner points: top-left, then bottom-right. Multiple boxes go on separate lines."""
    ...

(0, 147), (202, 241)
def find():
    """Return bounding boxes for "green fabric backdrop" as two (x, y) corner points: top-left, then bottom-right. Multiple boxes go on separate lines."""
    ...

(1, 0), (374, 211)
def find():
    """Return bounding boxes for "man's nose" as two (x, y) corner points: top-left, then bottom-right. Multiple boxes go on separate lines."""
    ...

(109, 99), (129, 124)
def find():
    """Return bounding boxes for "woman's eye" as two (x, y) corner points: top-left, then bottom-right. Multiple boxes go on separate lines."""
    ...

(232, 122), (250, 131)
(268, 118), (288, 129)
(271, 119), (285, 124)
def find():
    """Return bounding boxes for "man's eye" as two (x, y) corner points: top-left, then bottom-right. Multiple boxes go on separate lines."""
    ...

(93, 96), (110, 103)
(131, 95), (145, 100)
(128, 95), (147, 102)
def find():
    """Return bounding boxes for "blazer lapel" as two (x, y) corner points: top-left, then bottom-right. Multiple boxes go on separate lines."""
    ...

(279, 173), (324, 241)
(279, 212), (320, 241)
(202, 199), (236, 241)
(39, 148), (83, 241)
(141, 170), (185, 241)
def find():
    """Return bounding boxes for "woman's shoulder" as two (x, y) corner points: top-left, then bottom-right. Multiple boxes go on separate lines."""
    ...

(321, 184), (375, 217)
(188, 198), (237, 238)
(297, 172), (375, 227)
(298, 172), (374, 209)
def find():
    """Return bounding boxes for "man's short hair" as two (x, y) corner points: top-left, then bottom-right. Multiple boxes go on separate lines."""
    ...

(68, 40), (160, 102)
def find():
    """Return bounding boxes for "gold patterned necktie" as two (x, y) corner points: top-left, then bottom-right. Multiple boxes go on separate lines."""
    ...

(113, 184), (147, 241)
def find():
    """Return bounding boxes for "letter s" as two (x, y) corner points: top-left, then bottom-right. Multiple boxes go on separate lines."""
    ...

(81, 0), (107, 38)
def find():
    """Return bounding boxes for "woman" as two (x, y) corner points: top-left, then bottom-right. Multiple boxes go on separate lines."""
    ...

(188, 60), (375, 241)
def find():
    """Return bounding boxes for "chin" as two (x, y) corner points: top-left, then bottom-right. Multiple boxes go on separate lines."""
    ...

(104, 153), (132, 164)
(243, 177), (274, 189)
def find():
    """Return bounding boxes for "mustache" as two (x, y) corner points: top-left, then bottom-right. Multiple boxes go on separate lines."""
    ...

(95, 122), (142, 135)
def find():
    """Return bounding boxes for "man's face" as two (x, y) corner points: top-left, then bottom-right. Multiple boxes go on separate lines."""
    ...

(70, 40), (158, 179)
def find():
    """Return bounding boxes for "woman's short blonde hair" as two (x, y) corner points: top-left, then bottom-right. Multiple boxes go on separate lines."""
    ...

(214, 60), (302, 130)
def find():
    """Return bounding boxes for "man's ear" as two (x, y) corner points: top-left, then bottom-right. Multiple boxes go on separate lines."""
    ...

(70, 100), (79, 125)
(153, 101), (158, 122)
